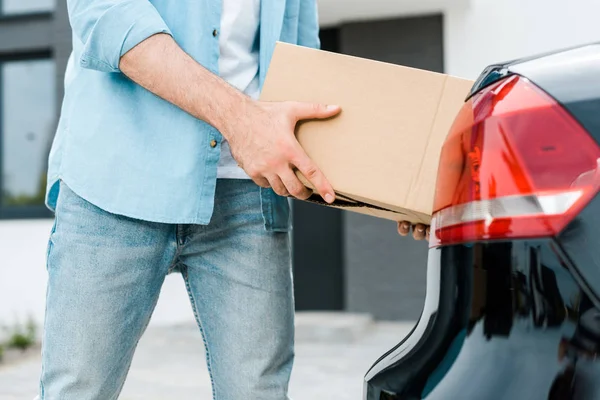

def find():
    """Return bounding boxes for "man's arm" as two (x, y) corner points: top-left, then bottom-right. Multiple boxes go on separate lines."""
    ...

(119, 34), (250, 142)
(68, 0), (339, 203)
(67, 0), (171, 73)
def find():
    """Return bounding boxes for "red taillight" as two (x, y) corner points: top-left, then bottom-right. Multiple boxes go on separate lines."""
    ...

(430, 75), (600, 247)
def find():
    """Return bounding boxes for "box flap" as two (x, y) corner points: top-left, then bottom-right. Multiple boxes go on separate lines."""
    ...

(406, 76), (476, 215)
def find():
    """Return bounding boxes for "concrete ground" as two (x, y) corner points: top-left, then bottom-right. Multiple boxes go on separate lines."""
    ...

(0, 313), (415, 400)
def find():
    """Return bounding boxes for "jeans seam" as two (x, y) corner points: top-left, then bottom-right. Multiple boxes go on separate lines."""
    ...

(40, 215), (59, 399)
(182, 266), (217, 400)
(167, 225), (183, 274)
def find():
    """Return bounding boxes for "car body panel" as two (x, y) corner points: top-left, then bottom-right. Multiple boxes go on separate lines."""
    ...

(365, 241), (600, 399)
(469, 43), (600, 143)
(509, 44), (600, 142)
(365, 42), (600, 399)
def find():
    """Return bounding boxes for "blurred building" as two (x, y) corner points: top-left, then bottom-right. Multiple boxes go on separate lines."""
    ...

(1, 0), (599, 326)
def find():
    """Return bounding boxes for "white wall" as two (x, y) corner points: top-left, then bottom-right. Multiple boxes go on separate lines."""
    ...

(0, 220), (195, 329)
(444, 0), (600, 79)
(317, 0), (468, 27)
(0, 220), (52, 329)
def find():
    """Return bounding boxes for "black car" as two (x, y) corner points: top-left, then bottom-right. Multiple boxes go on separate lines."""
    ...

(364, 43), (600, 399)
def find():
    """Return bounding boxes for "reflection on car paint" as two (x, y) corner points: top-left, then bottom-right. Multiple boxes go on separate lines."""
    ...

(364, 241), (600, 399)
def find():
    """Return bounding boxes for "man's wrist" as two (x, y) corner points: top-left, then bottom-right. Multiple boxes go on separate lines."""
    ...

(209, 89), (254, 141)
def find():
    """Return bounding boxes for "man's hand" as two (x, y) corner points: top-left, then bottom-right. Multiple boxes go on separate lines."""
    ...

(398, 221), (430, 241)
(120, 34), (339, 203)
(224, 100), (340, 202)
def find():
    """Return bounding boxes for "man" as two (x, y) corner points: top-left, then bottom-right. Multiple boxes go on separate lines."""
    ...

(40, 0), (426, 398)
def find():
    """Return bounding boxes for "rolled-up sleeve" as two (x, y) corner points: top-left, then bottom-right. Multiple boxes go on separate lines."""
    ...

(68, 0), (172, 73)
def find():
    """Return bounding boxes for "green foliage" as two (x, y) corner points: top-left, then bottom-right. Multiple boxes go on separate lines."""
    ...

(2, 317), (37, 354)
(2, 173), (47, 207)
(7, 333), (33, 351)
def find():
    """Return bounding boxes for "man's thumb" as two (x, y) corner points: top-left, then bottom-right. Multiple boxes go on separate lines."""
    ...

(293, 103), (341, 121)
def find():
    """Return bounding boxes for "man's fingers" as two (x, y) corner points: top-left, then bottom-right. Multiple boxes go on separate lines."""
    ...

(266, 175), (289, 197)
(398, 221), (411, 237)
(291, 103), (341, 121)
(292, 149), (335, 204)
(252, 176), (271, 189)
(426, 226), (431, 242)
(280, 169), (312, 200)
(413, 224), (427, 241)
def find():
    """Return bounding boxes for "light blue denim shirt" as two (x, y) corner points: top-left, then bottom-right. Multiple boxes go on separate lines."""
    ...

(46, 0), (320, 231)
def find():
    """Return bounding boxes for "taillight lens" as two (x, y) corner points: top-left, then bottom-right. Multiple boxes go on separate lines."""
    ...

(430, 75), (600, 247)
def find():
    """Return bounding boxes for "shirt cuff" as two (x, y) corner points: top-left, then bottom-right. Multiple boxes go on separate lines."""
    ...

(79, 0), (172, 73)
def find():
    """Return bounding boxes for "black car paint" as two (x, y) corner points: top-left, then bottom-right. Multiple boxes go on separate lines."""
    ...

(366, 240), (600, 399)
(364, 43), (600, 399)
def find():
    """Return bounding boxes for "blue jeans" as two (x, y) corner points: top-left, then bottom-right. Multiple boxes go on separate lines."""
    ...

(39, 180), (294, 399)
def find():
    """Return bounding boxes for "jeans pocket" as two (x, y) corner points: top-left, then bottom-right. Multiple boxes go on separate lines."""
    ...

(262, 189), (292, 233)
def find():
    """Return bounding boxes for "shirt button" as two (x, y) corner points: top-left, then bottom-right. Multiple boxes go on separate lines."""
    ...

(210, 139), (218, 148)
(212, 29), (218, 37)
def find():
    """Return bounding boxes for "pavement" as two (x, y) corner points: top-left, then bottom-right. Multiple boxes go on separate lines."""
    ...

(0, 313), (415, 400)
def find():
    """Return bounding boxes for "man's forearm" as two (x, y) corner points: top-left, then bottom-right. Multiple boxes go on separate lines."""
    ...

(119, 33), (248, 138)
(119, 32), (339, 203)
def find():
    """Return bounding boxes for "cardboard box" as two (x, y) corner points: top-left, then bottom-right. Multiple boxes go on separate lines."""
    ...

(260, 42), (474, 224)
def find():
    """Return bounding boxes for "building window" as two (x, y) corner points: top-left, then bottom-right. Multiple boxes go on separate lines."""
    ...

(1, 56), (56, 219)
(1, 0), (55, 16)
